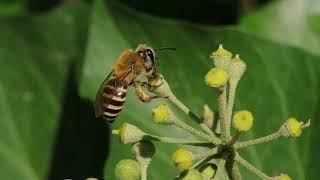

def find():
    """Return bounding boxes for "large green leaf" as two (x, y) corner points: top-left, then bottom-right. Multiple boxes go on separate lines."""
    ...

(239, 0), (320, 56)
(0, 0), (26, 17)
(80, 0), (320, 179)
(0, 3), (89, 180)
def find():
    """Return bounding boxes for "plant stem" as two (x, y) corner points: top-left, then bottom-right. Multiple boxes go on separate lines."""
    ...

(190, 156), (213, 169)
(217, 86), (229, 142)
(146, 73), (203, 124)
(168, 94), (202, 124)
(227, 131), (241, 147)
(234, 153), (271, 180)
(226, 160), (242, 180)
(168, 94), (220, 139)
(146, 135), (211, 147)
(192, 148), (218, 161)
(231, 163), (243, 180)
(226, 79), (238, 139)
(140, 163), (148, 180)
(200, 123), (216, 136)
(234, 130), (282, 149)
(213, 158), (227, 180)
(172, 116), (221, 145)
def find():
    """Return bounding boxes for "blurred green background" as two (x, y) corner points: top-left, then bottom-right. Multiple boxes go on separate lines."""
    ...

(0, 0), (319, 179)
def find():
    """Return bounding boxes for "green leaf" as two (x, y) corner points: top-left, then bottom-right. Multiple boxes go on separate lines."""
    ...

(239, 0), (320, 56)
(80, 0), (320, 179)
(0, 0), (26, 17)
(0, 3), (89, 180)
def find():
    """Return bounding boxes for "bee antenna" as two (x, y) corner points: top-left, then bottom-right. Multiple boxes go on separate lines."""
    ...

(154, 47), (176, 52)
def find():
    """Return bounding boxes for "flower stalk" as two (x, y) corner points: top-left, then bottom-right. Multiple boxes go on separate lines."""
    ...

(234, 153), (271, 180)
(146, 135), (211, 147)
(171, 115), (221, 145)
(192, 148), (218, 161)
(217, 86), (229, 142)
(226, 79), (238, 137)
(132, 141), (155, 180)
(147, 73), (203, 124)
(234, 130), (282, 149)
(213, 158), (227, 180)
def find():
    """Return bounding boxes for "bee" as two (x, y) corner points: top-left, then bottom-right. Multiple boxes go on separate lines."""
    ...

(95, 44), (175, 122)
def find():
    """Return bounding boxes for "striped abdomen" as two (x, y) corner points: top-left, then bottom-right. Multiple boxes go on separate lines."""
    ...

(101, 82), (127, 122)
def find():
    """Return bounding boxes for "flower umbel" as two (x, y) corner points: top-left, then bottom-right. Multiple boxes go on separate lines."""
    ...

(109, 44), (310, 180)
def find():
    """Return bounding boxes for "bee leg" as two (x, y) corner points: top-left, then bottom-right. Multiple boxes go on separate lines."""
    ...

(136, 80), (170, 99)
(135, 83), (161, 102)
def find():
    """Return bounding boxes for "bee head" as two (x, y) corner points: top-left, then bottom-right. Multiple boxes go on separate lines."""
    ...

(136, 44), (156, 73)
(135, 44), (176, 73)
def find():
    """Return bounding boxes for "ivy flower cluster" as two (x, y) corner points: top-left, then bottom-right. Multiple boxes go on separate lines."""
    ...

(112, 45), (310, 180)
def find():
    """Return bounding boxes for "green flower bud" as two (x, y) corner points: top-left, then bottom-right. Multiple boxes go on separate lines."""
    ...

(171, 148), (193, 171)
(232, 110), (254, 132)
(152, 103), (174, 124)
(229, 54), (247, 82)
(204, 68), (229, 88)
(115, 159), (140, 180)
(210, 44), (233, 70)
(113, 123), (146, 144)
(281, 118), (310, 138)
(287, 117), (303, 137)
(211, 44), (232, 58)
(203, 104), (214, 128)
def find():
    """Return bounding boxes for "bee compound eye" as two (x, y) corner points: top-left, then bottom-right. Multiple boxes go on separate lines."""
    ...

(146, 49), (152, 55)
(146, 50), (154, 63)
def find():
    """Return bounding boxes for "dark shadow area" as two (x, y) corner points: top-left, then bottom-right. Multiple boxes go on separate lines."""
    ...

(119, 0), (239, 25)
(48, 63), (110, 180)
(27, 0), (61, 12)
(117, 0), (273, 25)
(23, 0), (272, 24)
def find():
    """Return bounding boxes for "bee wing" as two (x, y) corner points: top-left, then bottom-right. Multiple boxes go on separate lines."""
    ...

(94, 70), (131, 118)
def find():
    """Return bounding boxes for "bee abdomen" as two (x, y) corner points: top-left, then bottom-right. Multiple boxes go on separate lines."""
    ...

(101, 85), (127, 122)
